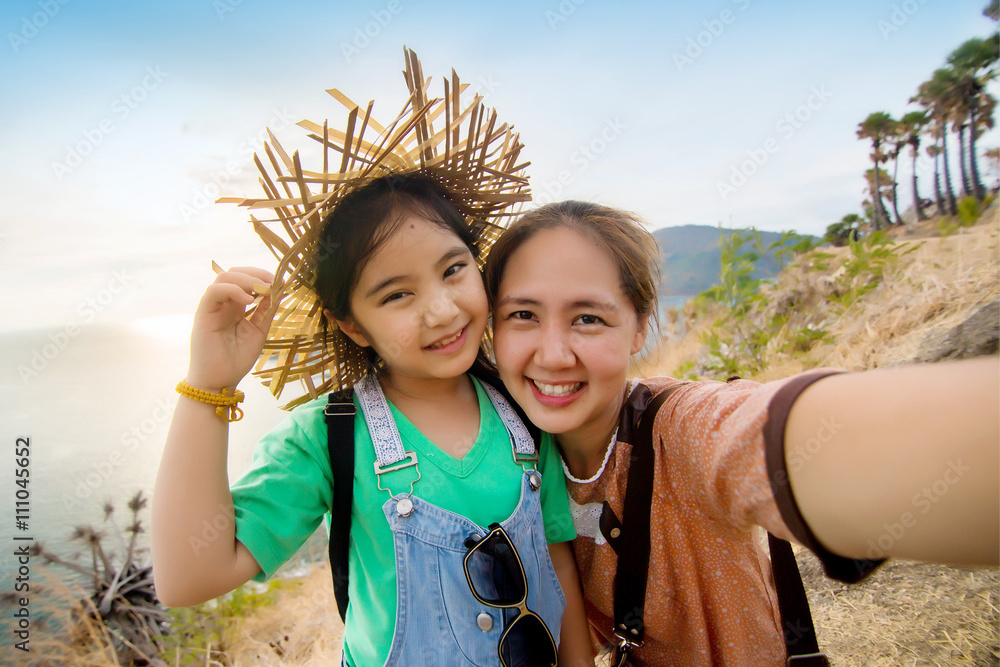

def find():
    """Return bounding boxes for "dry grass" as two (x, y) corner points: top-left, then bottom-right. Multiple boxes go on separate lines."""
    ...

(9, 571), (128, 666)
(218, 564), (343, 666)
(797, 548), (999, 667)
(813, 218), (998, 374)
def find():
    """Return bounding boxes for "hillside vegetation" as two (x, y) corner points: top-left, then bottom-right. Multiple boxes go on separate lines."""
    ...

(645, 206), (999, 383)
(654, 224), (813, 296)
(639, 206), (1000, 667)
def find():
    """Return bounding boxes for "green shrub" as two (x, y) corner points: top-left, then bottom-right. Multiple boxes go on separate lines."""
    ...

(824, 214), (862, 247)
(829, 231), (918, 311)
(782, 326), (834, 354)
(937, 216), (959, 237)
(697, 226), (814, 377)
(957, 196), (980, 226)
(162, 578), (292, 664)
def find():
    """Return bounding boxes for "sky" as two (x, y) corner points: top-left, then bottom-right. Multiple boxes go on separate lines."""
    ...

(1, 0), (998, 334)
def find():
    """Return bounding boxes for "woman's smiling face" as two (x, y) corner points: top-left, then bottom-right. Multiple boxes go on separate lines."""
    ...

(493, 226), (648, 442)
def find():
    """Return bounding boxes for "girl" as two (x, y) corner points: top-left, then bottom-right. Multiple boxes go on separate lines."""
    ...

(152, 51), (592, 666)
(152, 174), (591, 666)
(483, 200), (998, 665)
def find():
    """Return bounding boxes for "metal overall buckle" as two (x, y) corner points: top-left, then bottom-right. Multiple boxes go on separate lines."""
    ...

(374, 451), (421, 517)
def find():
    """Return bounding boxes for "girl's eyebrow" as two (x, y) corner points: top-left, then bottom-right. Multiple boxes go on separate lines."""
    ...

(365, 274), (407, 299)
(364, 245), (471, 299)
(436, 245), (470, 267)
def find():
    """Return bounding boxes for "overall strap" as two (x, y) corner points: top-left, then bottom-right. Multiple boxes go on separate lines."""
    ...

(479, 381), (537, 461)
(353, 372), (537, 465)
(325, 388), (356, 622)
(613, 384), (684, 657)
(354, 374), (407, 467)
(471, 371), (542, 449)
(768, 533), (829, 666)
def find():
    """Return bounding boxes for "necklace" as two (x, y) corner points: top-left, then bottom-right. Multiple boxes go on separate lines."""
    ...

(558, 379), (635, 485)
(560, 427), (618, 485)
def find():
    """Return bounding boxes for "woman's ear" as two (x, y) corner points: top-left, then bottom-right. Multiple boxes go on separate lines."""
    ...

(631, 313), (650, 355)
(324, 308), (370, 348)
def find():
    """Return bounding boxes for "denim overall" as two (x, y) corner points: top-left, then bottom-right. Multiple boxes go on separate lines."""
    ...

(353, 375), (566, 666)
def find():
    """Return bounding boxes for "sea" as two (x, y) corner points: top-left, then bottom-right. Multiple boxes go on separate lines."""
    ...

(660, 294), (693, 312)
(0, 319), (299, 602)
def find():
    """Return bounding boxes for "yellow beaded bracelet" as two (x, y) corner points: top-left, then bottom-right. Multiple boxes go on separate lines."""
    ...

(175, 381), (245, 422)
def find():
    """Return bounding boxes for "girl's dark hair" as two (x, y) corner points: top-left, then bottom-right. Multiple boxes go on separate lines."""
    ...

(484, 201), (661, 330)
(312, 172), (495, 377)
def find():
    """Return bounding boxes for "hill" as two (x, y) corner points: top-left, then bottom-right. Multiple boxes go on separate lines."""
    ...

(653, 224), (816, 296)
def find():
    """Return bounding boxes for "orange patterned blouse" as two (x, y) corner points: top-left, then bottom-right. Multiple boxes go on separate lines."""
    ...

(565, 372), (873, 666)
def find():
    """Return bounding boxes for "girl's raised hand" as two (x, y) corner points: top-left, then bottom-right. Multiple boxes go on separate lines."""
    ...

(185, 266), (276, 391)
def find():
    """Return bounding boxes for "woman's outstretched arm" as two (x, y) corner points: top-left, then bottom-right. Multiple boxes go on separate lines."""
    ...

(785, 356), (999, 565)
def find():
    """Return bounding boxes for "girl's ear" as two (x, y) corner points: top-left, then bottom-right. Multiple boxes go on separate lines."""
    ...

(631, 313), (650, 355)
(324, 308), (371, 348)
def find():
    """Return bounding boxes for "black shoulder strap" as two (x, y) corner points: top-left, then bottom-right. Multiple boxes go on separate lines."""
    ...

(768, 533), (829, 665)
(612, 382), (828, 665)
(325, 388), (356, 622)
(613, 385), (681, 652)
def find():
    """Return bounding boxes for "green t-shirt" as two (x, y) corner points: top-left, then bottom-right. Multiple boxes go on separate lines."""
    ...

(231, 375), (574, 667)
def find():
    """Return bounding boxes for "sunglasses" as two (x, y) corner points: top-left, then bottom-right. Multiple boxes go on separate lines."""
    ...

(463, 523), (559, 667)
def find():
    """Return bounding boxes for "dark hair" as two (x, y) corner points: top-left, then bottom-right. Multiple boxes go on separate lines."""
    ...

(312, 172), (495, 377)
(484, 201), (661, 329)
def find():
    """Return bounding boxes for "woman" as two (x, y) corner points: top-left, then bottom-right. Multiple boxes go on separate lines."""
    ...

(483, 200), (999, 665)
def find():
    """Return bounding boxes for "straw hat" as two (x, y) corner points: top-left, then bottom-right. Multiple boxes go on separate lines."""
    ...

(220, 48), (531, 409)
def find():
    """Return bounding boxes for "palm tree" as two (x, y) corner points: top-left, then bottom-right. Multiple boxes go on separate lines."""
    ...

(954, 113), (973, 199)
(864, 167), (894, 230)
(913, 69), (960, 214)
(926, 143), (946, 216)
(857, 112), (896, 229)
(888, 121), (907, 224)
(947, 37), (1000, 200)
(985, 0), (999, 21)
(899, 110), (930, 221)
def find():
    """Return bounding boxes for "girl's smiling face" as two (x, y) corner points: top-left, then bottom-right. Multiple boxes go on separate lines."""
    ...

(493, 226), (647, 442)
(333, 214), (488, 389)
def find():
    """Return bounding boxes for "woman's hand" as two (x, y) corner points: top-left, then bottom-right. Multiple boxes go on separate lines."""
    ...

(185, 266), (276, 391)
